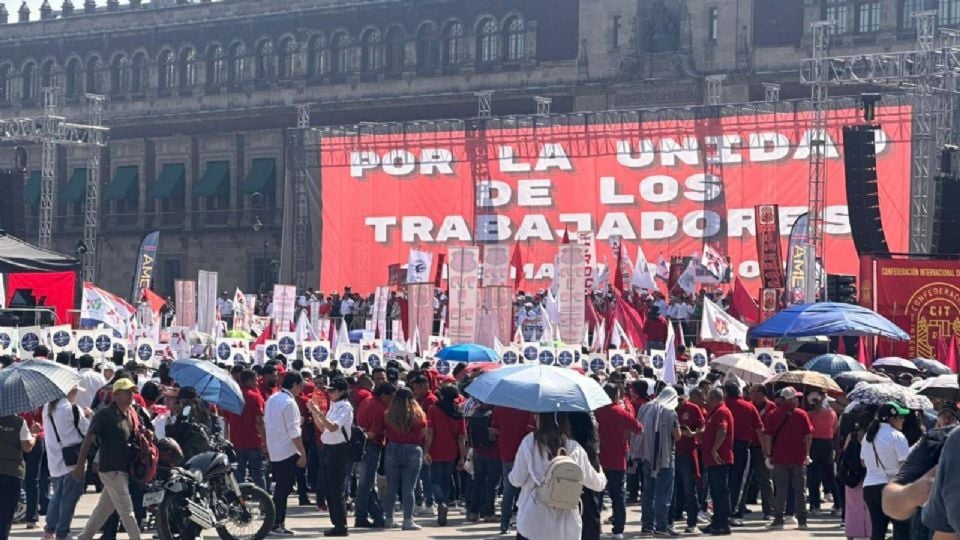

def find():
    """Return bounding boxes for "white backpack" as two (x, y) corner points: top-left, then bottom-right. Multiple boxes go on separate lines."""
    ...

(532, 447), (584, 510)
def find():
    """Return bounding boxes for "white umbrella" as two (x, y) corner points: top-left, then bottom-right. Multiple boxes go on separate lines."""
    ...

(872, 357), (920, 372)
(912, 374), (960, 402)
(711, 353), (774, 384)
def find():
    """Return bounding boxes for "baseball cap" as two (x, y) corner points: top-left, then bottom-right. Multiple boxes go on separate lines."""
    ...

(327, 378), (349, 393)
(112, 378), (137, 393)
(878, 401), (910, 421)
(779, 386), (802, 400)
(386, 367), (400, 383)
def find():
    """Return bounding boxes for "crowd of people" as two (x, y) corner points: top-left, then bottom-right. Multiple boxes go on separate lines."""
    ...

(1, 336), (958, 540)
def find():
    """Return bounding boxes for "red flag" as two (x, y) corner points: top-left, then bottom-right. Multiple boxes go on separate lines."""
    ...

(837, 335), (847, 356)
(510, 243), (524, 290)
(614, 294), (647, 351)
(433, 253), (446, 288)
(613, 243), (624, 293)
(728, 278), (760, 324)
(857, 336), (869, 367)
(947, 333), (959, 373)
(143, 288), (166, 315)
(250, 320), (273, 350)
(561, 229), (570, 244)
(938, 336), (950, 364)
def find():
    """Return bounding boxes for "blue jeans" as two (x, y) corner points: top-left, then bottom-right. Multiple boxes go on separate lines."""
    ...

(417, 456), (433, 506)
(383, 443), (422, 522)
(24, 439), (49, 523)
(430, 461), (455, 506)
(45, 473), (84, 538)
(604, 469), (627, 534)
(468, 454), (501, 517)
(641, 461), (675, 532)
(674, 453), (699, 527)
(234, 448), (266, 491)
(500, 461), (519, 532)
(355, 444), (383, 524)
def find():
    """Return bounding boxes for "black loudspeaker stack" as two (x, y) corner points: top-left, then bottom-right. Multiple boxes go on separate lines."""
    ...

(842, 124), (890, 256)
(0, 169), (25, 236)
(933, 174), (960, 255)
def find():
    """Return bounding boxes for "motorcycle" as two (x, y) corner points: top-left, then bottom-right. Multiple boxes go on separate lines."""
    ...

(144, 438), (275, 540)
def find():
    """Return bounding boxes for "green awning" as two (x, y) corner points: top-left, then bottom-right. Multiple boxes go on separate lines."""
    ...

(147, 163), (185, 199)
(59, 168), (86, 203)
(103, 165), (139, 201)
(240, 158), (276, 195)
(24, 171), (40, 205)
(194, 161), (230, 197)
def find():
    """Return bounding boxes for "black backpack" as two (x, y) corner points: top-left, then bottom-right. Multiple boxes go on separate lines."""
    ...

(837, 436), (867, 488)
(341, 425), (367, 463)
(166, 416), (212, 461)
(467, 409), (494, 449)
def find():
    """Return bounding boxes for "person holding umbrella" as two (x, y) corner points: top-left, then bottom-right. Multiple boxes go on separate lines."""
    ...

(0, 408), (38, 538)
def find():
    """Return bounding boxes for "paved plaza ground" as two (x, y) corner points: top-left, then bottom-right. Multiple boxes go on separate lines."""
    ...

(9, 493), (851, 540)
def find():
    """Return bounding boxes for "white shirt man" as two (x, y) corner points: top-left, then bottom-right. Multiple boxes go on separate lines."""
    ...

(44, 396), (91, 478)
(264, 388), (302, 462)
(340, 297), (355, 316)
(77, 366), (106, 410)
(666, 301), (695, 320)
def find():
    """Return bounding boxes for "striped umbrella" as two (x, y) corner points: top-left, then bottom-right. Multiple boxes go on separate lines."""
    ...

(0, 360), (81, 416)
(804, 354), (864, 377)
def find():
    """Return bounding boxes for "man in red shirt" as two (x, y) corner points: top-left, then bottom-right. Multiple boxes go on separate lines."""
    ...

(805, 391), (838, 515)
(353, 383), (395, 528)
(676, 387), (705, 533)
(701, 387), (734, 536)
(595, 384), (642, 539)
(491, 406), (533, 535)
(351, 374), (374, 410)
(258, 365), (278, 400)
(227, 370), (267, 490)
(723, 380), (764, 527)
(643, 307), (669, 350)
(625, 380), (650, 503)
(763, 386), (813, 530)
(745, 383), (777, 518)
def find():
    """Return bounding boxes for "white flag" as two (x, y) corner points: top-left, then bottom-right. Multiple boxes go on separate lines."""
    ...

(295, 310), (318, 343)
(699, 297), (749, 351)
(406, 249), (433, 283)
(676, 260), (698, 295)
(662, 318), (677, 384)
(656, 256), (670, 281)
(333, 318), (351, 356)
(629, 246), (657, 291)
(701, 245), (727, 280)
(591, 320), (605, 353)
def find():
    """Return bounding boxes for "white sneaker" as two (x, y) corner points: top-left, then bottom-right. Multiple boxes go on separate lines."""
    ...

(415, 504), (436, 517)
(785, 515), (797, 525)
(612, 534), (624, 540)
(697, 511), (712, 523)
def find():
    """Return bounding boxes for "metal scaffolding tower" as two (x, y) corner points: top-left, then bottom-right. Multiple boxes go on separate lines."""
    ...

(84, 94), (105, 282)
(470, 92), (493, 243)
(0, 87), (109, 251)
(701, 75), (726, 256)
(763, 83), (781, 103)
(805, 21), (833, 272)
(292, 103), (311, 290)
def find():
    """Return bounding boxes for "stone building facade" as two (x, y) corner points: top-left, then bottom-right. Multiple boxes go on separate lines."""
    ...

(0, 0), (946, 296)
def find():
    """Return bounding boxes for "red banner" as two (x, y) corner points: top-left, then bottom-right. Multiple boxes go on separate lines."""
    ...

(861, 256), (960, 360)
(755, 204), (784, 290)
(5, 271), (78, 324)
(320, 106), (912, 292)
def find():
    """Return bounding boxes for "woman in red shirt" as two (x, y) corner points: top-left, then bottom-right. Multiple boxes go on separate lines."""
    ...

(382, 387), (427, 531)
(424, 385), (466, 526)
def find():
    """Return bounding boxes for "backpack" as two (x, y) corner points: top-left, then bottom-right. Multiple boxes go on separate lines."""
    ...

(127, 406), (159, 484)
(341, 424), (367, 463)
(467, 409), (494, 449)
(532, 447), (584, 510)
(837, 436), (867, 488)
(165, 416), (212, 461)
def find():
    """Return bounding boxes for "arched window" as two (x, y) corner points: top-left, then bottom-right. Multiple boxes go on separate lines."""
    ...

(65, 59), (81, 96)
(111, 55), (129, 94)
(131, 52), (147, 92)
(504, 16), (525, 60)
(85, 57), (102, 93)
(385, 28), (405, 72)
(331, 32), (350, 74)
(207, 45), (225, 85)
(178, 48), (196, 88)
(158, 50), (175, 89)
(443, 21), (464, 66)
(307, 35), (327, 77)
(256, 41), (276, 80)
(229, 43), (246, 83)
(21, 62), (36, 101)
(361, 29), (383, 72)
(477, 18), (500, 63)
(417, 23), (440, 68)
(0, 65), (10, 102)
(278, 38), (297, 78)
(40, 60), (55, 89)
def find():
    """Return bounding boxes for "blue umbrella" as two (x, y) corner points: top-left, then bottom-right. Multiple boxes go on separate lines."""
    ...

(436, 344), (499, 363)
(348, 330), (364, 343)
(465, 364), (611, 412)
(748, 303), (909, 340)
(0, 360), (81, 416)
(169, 359), (244, 414)
(804, 354), (864, 377)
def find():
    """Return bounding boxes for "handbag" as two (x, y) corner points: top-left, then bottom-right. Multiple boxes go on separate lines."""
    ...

(48, 404), (83, 467)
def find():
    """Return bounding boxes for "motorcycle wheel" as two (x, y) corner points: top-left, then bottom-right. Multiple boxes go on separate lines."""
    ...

(216, 484), (276, 540)
(156, 491), (201, 540)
